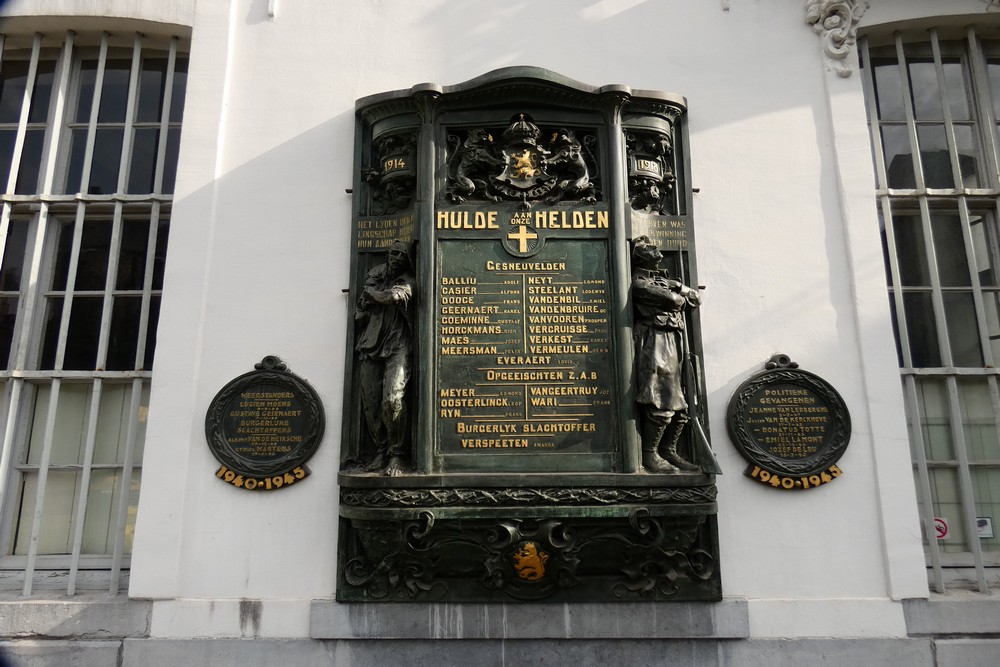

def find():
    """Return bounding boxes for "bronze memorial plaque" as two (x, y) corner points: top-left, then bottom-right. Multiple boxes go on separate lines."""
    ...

(337, 69), (721, 603)
(435, 209), (615, 471)
(205, 356), (325, 491)
(726, 354), (851, 490)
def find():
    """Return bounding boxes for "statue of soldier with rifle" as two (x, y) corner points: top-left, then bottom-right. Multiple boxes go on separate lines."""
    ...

(631, 235), (702, 474)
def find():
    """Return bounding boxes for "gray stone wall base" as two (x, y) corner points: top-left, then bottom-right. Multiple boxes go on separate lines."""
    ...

(311, 599), (750, 639)
(113, 638), (936, 667)
(1, 640), (122, 667)
(0, 595), (150, 639)
(904, 598), (1000, 635)
(934, 639), (1000, 667)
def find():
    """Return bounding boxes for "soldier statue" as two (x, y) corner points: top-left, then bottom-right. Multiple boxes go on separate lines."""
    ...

(631, 236), (701, 473)
(355, 240), (415, 476)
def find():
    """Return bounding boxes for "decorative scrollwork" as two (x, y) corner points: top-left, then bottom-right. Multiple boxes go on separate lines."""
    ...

(804, 0), (869, 78)
(340, 485), (717, 508)
(339, 514), (718, 602)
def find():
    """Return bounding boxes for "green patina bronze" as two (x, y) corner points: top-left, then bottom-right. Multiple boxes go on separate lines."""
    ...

(338, 67), (720, 602)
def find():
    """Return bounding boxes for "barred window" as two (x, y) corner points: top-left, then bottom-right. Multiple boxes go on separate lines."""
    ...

(0, 30), (186, 594)
(861, 28), (1000, 593)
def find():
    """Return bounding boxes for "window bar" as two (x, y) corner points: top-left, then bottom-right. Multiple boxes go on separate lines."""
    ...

(21, 377), (61, 595)
(108, 378), (141, 593)
(945, 374), (990, 592)
(73, 33), (109, 197)
(132, 37), (178, 370)
(20, 31), (76, 596)
(904, 374), (946, 591)
(932, 30), (992, 593)
(957, 201), (996, 369)
(65, 34), (111, 596)
(878, 201), (916, 365)
(894, 32), (929, 193)
(105, 35), (145, 593)
(859, 38), (891, 190)
(3, 34), (41, 196)
(151, 37), (178, 196)
(66, 380), (104, 596)
(967, 28), (1000, 190)
(929, 31), (967, 192)
(0, 33), (41, 292)
(916, 196), (955, 369)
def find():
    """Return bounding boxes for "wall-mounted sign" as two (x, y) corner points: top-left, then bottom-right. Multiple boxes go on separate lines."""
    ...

(205, 356), (325, 491)
(726, 354), (851, 490)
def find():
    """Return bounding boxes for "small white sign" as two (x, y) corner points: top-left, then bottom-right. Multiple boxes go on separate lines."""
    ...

(977, 517), (994, 539)
(933, 517), (949, 540)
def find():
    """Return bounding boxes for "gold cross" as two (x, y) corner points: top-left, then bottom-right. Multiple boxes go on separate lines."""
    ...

(508, 225), (538, 253)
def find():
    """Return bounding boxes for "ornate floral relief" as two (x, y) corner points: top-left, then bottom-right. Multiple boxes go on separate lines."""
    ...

(804, 0), (869, 78)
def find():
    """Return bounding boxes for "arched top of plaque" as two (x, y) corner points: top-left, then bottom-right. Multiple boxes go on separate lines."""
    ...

(205, 356), (325, 479)
(726, 354), (851, 479)
(356, 66), (687, 125)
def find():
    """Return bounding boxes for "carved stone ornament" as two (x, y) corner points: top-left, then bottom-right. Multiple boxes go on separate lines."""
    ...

(445, 114), (600, 205)
(804, 0), (869, 78)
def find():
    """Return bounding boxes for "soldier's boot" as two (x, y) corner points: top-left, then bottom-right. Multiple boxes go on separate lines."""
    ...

(661, 414), (700, 472)
(642, 421), (679, 473)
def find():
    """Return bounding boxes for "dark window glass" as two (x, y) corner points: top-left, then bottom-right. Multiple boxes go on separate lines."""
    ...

(144, 296), (160, 370)
(903, 291), (942, 366)
(86, 128), (123, 195)
(27, 60), (54, 124)
(136, 59), (167, 123)
(162, 128), (181, 194)
(0, 220), (29, 292)
(152, 218), (169, 290)
(0, 296), (17, 369)
(873, 59), (905, 121)
(116, 219), (150, 290)
(75, 220), (113, 291)
(14, 129), (45, 194)
(169, 60), (187, 123)
(97, 61), (131, 124)
(127, 128), (158, 194)
(917, 124), (954, 188)
(63, 128), (88, 194)
(893, 215), (932, 286)
(881, 125), (916, 188)
(74, 60), (98, 123)
(63, 297), (104, 371)
(944, 292), (984, 366)
(931, 213), (971, 287)
(909, 60), (943, 120)
(0, 60), (31, 123)
(38, 297), (62, 370)
(107, 296), (141, 371)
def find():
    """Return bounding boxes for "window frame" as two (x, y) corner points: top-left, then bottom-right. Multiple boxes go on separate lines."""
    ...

(0, 29), (185, 595)
(862, 27), (1000, 594)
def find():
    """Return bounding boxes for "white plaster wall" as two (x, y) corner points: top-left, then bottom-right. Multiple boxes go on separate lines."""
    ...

(0, 0), (195, 33)
(89, 0), (948, 637)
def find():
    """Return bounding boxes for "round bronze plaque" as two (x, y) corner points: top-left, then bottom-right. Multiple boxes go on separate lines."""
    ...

(205, 356), (324, 482)
(726, 355), (850, 487)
